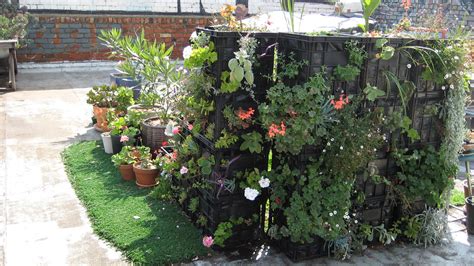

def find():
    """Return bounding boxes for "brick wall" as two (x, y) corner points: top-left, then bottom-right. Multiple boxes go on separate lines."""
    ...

(374, 0), (473, 30)
(17, 14), (211, 62)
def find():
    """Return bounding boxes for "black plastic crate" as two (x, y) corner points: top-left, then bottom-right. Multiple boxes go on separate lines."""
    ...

(274, 236), (328, 262)
(354, 177), (387, 199)
(354, 196), (394, 227)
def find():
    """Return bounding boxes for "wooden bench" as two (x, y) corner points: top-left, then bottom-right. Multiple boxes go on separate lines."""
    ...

(0, 40), (18, 92)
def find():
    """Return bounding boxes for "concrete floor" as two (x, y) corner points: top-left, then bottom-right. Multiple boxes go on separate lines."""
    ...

(1, 70), (474, 265)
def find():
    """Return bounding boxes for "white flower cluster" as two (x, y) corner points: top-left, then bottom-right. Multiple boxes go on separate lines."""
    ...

(244, 177), (271, 201)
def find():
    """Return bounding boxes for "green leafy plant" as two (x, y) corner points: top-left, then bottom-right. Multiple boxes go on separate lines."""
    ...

(240, 132), (263, 154)
(213, 222), (233, 247)
(86, 85), (119, 108)
(359, 0), (381, 33)
(333, 65), (360, 82)
(111, 146), (138, 166)
(450, 189), (465, 206)
(197, 155), (215, 176)
(214, 129), (239, 149)
(188, 197), (199, 213)
(115, 86), (134, 112)
(0, 4), (31, 47)
(393, 146), (456, 208)
(363, 83), (385, 101)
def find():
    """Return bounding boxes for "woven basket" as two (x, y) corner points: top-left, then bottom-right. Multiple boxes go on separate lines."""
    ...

(141, 116), (169, 153)
(127, 104), (161, 119)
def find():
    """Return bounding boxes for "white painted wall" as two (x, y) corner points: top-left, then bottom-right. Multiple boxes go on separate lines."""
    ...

(19, 0), (361, 13)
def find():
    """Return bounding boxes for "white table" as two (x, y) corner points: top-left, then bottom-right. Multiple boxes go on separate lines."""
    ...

(0, 40), (18, 91)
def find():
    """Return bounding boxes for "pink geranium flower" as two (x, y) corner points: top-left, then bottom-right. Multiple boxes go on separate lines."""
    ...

(180, 166), (189, 175)
(120, 135), (129, 143)
(172, 127), (180, 135)
(188, 124), (194, 131)
(202, 236), (214, 248)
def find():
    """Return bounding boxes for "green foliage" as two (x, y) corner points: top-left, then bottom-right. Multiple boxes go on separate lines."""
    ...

(213, 222), (233, 247)
(214, 129), (239, 149)
(383, 71), (415, 113)
(346, 40), (367, 67)
(197, 215), (208, 227)
(111, 146), (137, 167)
(450, 189), (465, 206)
(360, 224), (398, 245)
(277, 52), (308, 79)
(0, 6), (31, 47)
(363, 83), (385, 101)
(86, 85), (119, 107)
(384, 111), (420, 142)
(184, 42), (217, 69)
(393, 146), (456, 207)
(359, 0), (381, 33)
(188, 197), (199, 213)
(240, 132), (263, 154)
(259, 71), (333, 155)
(197, 155), (215, 176)
(333, 65), (360, 82)
(116, 86), (134, 112)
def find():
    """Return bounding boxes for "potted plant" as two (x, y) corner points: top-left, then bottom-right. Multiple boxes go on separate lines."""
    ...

(132, 146), (159, 187)
(108, 113), (140, 154)
(111, 146), (137, 181)
(0, 3), (30, 57)
(86, 85), (119, 132)
(99, 29), (184, 153)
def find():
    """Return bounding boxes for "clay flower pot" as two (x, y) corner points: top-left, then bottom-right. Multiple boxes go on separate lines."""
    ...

(93, 105), (110, 132)
(118, 164), (135, 181)
(133, 163), (159, 188)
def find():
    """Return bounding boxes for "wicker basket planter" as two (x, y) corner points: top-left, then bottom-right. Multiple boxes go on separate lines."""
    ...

(141, 116), (169, 153)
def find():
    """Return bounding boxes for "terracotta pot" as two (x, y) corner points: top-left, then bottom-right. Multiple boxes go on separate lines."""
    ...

(93, 105), (110, 132)
(118, 164), (135, 181)
(133, 163), (159, 187)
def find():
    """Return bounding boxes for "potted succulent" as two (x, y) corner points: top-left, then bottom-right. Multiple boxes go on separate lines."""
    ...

(86, 85), (119, 132)
(132, 146), (159, 187)
(99, 29), (183, 153)
(111, 146), (137, 181)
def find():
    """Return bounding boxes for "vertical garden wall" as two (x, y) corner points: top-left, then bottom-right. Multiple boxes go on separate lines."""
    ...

(168, 24), (470, 261)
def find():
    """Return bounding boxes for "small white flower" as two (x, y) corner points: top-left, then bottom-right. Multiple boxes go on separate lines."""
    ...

(450, 84), (454, 89)
(176, 225), (180, 228)
(336, 224), (339, 227)
(454, 56), (459, 60)
(244, 187), (260, 201)
(329, 213), (333, 217)
(183, 46), (193, 59)
(180, 166), (189, 175)
(355, 220), (358, 224)
(322, 149), (326, 153)
(133, 216), (140, 220)
(368, 133), (372, 137)
(345, 212), (349, 216)
(331, 138), (334, 142)
(452, 71), (455, 75)
(190, 31), (198, 40)
(447, 46), (453, 49)
(327, 142), (331, 146)
(383, 135), (387, 141)
(333, 210), (337, 215)
(340, 146), (344, 150)
(259, 177), (271, 188)
(444, 74), (449, 79)
(374, 148), (377, 152)
(360, 145), (364, 149)
(441, 86), (446, 90)
(407, 64), (412, 69)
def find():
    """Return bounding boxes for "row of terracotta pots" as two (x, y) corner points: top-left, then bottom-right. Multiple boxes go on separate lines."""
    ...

(118, 163), (159, 188)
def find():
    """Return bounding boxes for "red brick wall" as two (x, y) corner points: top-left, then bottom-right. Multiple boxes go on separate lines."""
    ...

(17, 14), (212, 62)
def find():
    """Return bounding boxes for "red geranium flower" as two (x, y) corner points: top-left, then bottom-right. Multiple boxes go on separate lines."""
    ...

(330, 94), (349, 110)
(161, 141), (169, 147)
(236, 107), (255, 120)
(268, 122), (286, 138)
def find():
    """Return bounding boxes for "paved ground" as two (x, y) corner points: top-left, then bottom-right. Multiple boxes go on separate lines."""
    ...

(1, 70), (474, 265)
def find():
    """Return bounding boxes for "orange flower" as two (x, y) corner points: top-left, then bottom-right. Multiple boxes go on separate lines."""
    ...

(330, 95), (349, 110)
(236, 107), (255, 120)
(268, 122), (286, 138)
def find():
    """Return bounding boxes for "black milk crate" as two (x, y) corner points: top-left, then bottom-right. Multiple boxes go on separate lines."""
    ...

(274, 236), (328, 262)
(198, 187), (263, 249)
(354, 176), (387, 199)
(355, 196), (394, 227)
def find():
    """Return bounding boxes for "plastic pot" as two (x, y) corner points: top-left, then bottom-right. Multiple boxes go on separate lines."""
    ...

(463, 180), (474, 198)
(465, 196), (474, 234)
(111, 134), (123, 154)
(101, 132), (113, 154)
(118, 164), (135, 181)
(133, 163), (158, 187)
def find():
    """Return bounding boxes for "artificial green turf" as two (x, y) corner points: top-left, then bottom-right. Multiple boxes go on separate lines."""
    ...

(450, 188), (465, 206)
(62, 141), (209, 264)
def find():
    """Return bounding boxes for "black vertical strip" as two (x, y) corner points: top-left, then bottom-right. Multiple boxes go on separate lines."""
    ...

(177, 0), (181, 14)
(199, 0), (206, 14)
(236, 0), (249, 7)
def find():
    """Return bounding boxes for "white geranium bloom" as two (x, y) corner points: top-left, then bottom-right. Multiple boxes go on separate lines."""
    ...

(407, 64), (412, 69)
(190, 31), (198, 40)
(183, 46), (193, 59)
(259, 177), (270, 188)
(244, 188), (260, 201)
(164, 121), (175, 137)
